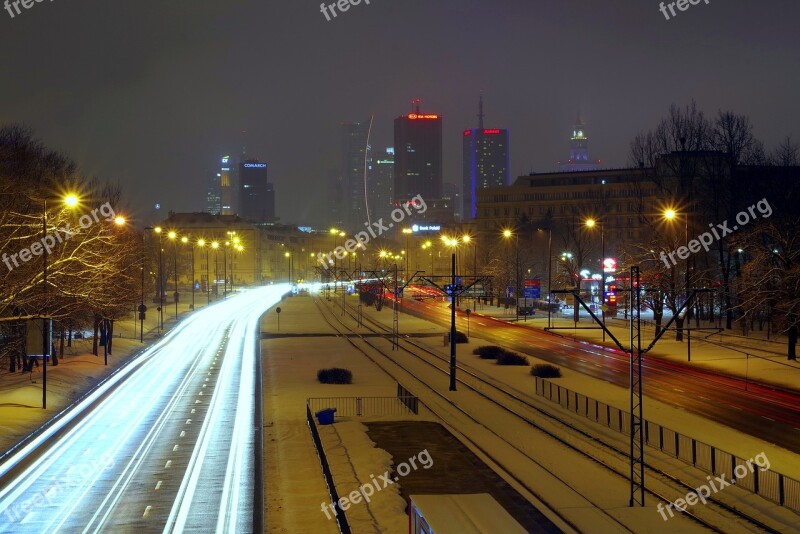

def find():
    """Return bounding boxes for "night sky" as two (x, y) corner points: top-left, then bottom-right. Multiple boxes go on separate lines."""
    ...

(2, 0), (798, 225)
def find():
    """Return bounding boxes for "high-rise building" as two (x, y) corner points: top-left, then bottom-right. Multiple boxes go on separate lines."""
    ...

(206, 171), (221, 215)
(342, 119), (372, 229)
(239, 159), (274, 223)
(219, 155), (235, 215)
(394, 105), (442, 202)
(462, 97), (509, 220)
(369, 147), (394, 222)
(443, 181), (461, 221)
(558, 114), (601, 172)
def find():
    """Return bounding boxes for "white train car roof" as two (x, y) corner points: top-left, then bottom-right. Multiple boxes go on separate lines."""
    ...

(409, 493), (528, 534)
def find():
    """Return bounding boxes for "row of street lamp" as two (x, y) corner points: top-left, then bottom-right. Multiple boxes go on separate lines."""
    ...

(140, 227), (244, 341)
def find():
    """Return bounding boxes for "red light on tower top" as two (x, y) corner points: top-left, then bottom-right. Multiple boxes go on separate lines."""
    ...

(463, 130), (471, 136)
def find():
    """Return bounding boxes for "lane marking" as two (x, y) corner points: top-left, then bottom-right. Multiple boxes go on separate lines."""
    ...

(180, 430), (186, 437)
(173, 444), (179, 452)
(165, 460), (172, 469)
(762, 416), (775, 422)
(186, 419), (192, 424)
(191, 409), (196, 414)
(144, 505), (152, 518)
(155, 481), (162, 490)
(673, 388), (684, 393)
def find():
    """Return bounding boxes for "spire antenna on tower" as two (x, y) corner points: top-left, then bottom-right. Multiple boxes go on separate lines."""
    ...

(478, 95), (485, 130)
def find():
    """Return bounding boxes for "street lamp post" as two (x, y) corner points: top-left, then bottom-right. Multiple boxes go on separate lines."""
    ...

(211, 241), (220, 299)
(285, 251), (293, 283)
(142, 227), (152, 343)
(182, 236), (195, 311)
(547, 227), (553, 329)
(153, 227), (164, 331)
(168, 231), (179, 319)
(402, 228), (412, 281)
(503, 229), (520, 322)
(585, 219), (606, 341)
(198, 239), (210, 306)
(665, 208), (690, 347)
(40, 194), (79, 409)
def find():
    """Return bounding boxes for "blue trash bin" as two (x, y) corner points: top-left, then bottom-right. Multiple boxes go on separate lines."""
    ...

(315, 408), (336, 425)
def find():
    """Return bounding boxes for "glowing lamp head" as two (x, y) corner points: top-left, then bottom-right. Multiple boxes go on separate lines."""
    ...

(664, 209), (677, 221)
(114, 216), (126, 226)
(198, 239), (206, 247)
(168, 231), (177, 240)
(64, 194), (79, 208)
(585, 219), (596, 228)
(181, 236), (188, 244)
(154, 226), (162, 234)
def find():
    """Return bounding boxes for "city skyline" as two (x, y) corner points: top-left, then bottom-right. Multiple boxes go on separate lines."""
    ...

(2, 1), (797, 228)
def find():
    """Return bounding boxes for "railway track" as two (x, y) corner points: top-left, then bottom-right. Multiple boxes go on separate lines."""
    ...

(313, 293), (787, 533)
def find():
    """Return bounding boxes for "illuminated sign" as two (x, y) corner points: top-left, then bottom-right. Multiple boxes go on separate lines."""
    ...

(408, 114), (440, 120)
(244, 163), (267, 168)
(603, 258), (617, 272)
(463, 130), (472, 136)
(483, 129), (501, 134)
(411, 224), (441, 233)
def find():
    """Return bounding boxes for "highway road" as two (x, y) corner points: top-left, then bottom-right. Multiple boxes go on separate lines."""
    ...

(399, 296), (800, 453)
(0, 285), (286, 533)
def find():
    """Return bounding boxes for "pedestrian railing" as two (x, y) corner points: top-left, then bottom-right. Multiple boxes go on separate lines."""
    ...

(307, 395), (418, 418)
(306, 404), (351, 534)
(533, 377), (800, 514)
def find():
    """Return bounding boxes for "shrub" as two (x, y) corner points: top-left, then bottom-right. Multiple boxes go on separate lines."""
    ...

(472, 345), (506, 359)
(317, 368), (353, 384)
(496, 352), (529, 366)
(530, 364), (562, 378)
(454, 331), (468, 344)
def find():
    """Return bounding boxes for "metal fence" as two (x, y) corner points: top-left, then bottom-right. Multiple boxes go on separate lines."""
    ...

(306, 404), (351, 534)
(308, 396), (419, 418)
(533, 377), (800, 514)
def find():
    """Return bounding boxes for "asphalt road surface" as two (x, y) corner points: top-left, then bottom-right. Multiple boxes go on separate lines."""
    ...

(0, 285), (286, 533)
(400, 297), (800, 453)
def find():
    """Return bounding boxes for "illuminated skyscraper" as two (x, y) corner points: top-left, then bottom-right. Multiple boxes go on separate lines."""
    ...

(239, 159), (274, 222)
(558, 114), (601, 172)
(369, 147), (394, 222)
(206, 171), (221, 215)
(342, 119), (372, 228)
(462, 97), (509, 220)
(219, 155), (235, 215)
(394, 104), (442, 202)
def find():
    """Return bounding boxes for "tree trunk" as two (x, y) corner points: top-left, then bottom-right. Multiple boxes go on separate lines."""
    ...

(674, 316), (685, 342)
(92, 315), (100, 356)
(788, 324), (798, 361)
(59, 328), (66, 359)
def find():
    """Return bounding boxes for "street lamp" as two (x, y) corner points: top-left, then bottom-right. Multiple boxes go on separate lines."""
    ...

(39, 193), (80, 409)
(181, 236), (195, 311)
(211, 241), (220, 299)
(502, 228), (520, 322)
(168, 231), (179, 318)
(153, 226), (164, 331)
(402, 228), (413, 280)
(664, 208), (691, 346)
(585, 218), (606, 341)
(285, 251), (293, 283)
(198, 239), (210, 306)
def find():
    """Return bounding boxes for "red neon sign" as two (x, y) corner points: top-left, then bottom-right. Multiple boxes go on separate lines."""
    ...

(483, 129), (501, 134)
(463, 130), (471, 136)
(408, 114), (440, 120)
